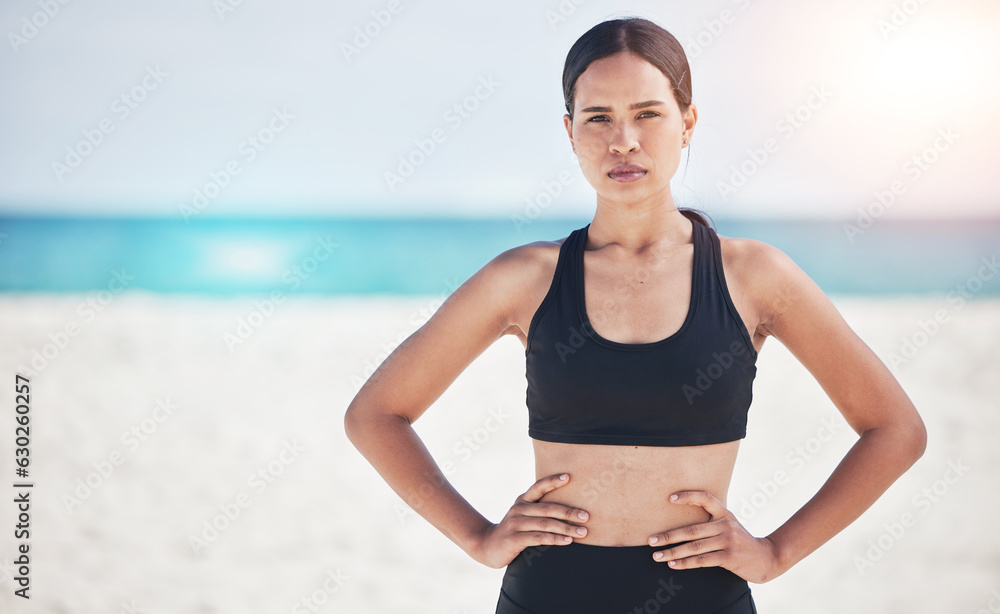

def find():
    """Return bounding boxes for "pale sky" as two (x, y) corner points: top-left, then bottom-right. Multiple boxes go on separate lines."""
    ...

(1, 0), (998, 219)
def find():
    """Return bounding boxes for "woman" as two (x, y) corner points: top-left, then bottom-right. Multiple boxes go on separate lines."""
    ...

(344, 16), (927, 614)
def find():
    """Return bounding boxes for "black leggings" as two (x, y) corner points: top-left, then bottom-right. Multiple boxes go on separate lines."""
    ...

(495, 541), (757, 614)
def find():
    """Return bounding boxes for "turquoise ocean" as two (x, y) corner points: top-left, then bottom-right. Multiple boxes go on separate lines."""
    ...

(0, 216), (997, 297)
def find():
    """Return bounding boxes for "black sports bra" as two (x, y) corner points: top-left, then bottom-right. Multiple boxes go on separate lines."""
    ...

(524, 220), (758, 447)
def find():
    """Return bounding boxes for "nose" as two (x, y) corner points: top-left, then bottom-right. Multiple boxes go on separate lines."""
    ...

(609, 120), (640, 155)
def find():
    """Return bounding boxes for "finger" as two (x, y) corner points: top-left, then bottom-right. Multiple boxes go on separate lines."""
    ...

(512, 514), (589, 539)
(668, 490), (729, 520)
(651, 535), (727, 564)
(647, 520), (718, 547)
(518, 501), (590, 524)
(517, 530), (577, 548)
(656, 544), (729, 570)
(517, 473), (571, 504)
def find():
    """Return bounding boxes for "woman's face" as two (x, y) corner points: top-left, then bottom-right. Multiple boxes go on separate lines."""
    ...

(564, 51), (697, 206)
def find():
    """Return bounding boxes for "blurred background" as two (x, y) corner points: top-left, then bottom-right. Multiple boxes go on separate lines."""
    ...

(0, 0), (998, 612)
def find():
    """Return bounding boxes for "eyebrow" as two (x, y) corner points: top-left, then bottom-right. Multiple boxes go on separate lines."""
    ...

(579, 100), (666, 113)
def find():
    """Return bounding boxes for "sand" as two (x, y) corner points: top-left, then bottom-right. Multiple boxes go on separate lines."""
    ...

(0, 292), (997, 613)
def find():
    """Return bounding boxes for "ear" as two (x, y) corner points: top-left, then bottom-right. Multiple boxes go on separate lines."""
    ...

(563, 114), (575, 154)
(683, 103), (698, 141)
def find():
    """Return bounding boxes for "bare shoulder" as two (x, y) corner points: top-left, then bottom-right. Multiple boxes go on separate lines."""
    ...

(478, 235), (568, 339)
(489, 235), (565, 270)
(716, 233), (798, 282)
(716, 232), (821, 337)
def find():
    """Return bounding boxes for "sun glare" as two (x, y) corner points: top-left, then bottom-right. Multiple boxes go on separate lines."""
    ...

(874, 31), (973, 109)
(205, 239), (289, 281)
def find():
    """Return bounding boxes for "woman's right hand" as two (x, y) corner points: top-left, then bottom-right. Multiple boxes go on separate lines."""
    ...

(469, 473), (590, 569)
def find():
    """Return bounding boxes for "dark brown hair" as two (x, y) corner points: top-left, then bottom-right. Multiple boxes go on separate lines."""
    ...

(562, 16), (711, 229)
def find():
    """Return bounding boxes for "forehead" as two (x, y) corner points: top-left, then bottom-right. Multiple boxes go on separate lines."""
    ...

(574, 52), (674, 107)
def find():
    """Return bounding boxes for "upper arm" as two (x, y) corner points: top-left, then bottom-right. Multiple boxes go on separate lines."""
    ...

(745, 240), (926, 447)
(345, 245), (530, 426)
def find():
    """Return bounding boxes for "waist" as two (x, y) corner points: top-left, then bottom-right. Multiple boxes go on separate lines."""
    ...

(532, 439), (740, 546)
(500, 540), (753, 613)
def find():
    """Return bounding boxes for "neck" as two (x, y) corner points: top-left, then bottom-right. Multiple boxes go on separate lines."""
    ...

(588, 190), (692, 250)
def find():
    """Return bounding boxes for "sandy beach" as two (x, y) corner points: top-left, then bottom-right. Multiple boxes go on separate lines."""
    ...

(0, 292), (997, 613)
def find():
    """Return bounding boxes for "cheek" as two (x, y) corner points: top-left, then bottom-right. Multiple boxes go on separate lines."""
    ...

(574, 132), (607, 165)
(650, 125), (679, 147)
(645, 131), (681, 161)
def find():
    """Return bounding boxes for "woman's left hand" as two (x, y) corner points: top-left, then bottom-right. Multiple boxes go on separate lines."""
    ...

(647, 490), (784, 584)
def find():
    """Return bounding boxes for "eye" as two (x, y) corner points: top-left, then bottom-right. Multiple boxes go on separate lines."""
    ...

(584, 111), (659, 123)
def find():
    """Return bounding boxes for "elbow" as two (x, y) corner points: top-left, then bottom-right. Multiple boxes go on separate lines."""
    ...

(862, 405), (928, 468)
(907, 413), (928, 463)
(343, 399), (410, 450)
(897, 407), (928, 467)
(343, 400), (368, 449)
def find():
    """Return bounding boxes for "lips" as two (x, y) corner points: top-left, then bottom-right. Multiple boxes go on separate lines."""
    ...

(608, 163), (647, 183)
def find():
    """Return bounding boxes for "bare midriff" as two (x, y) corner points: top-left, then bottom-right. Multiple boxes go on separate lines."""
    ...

(532, 438), (741, 546)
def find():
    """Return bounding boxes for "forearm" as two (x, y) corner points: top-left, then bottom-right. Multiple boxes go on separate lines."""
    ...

(344, 410), (494, 556)
(766, 421), (926, 575)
